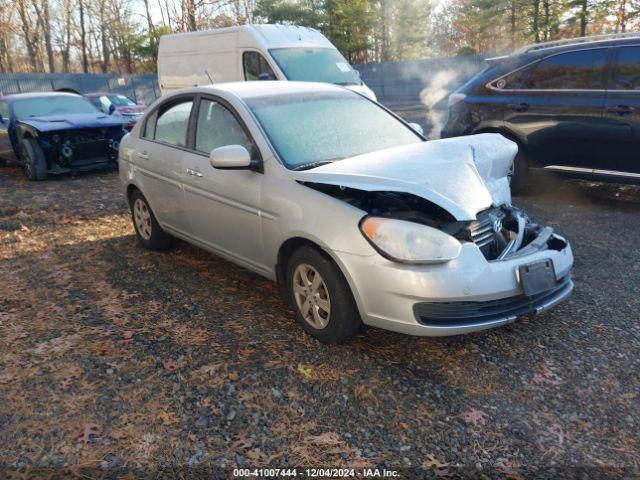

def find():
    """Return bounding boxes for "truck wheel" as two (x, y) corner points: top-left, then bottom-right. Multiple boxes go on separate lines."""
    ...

(287, 246), (362, 344)
(21, 138), (47, 181)
(129, 189), (173, 250)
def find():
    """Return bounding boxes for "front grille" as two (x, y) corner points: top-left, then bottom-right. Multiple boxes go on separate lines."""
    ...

(414, 276), (572, 327)
(469, 208), (506, 259)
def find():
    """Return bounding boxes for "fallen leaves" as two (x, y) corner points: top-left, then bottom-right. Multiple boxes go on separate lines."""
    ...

(461, 409), (488, 426)
(32, 334), (80, 357)
(233, 432), (254, 449)
(156, 411), (179, 426)
(162, 359), (178, 372)
(532, 363), (563, 386)
(76, 423), (102, 444)
(297, 363), (313, 379)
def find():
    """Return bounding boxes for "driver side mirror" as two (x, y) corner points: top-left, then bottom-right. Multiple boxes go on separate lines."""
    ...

(209, 145), (252, 169)
(108, 104), (116, 115)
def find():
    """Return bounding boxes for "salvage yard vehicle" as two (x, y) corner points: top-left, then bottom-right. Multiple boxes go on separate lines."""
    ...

(85, 92), (146, 126)
(157, 24), (377, 100)
(119, 82), (574, 343)
(441, 32), (640, 191)
(0, 92), (129, 180)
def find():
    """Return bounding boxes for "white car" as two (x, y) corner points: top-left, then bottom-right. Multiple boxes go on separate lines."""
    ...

(119, 81), (574, 343)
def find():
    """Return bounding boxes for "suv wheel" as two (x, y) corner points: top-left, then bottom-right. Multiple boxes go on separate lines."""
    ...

(287, 246), (361, 343)
(21, 138), (47, 181)
(129, 190), (173, 250)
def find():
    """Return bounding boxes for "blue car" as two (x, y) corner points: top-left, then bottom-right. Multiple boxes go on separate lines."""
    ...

(0, 92), (129, 180)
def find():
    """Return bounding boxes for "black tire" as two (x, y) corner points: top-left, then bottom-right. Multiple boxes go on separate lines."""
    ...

(286, 246), (362, 344)
(509, 148), (530, 195)
(129, 189), (173, 250)
(21, 138), (47, 181)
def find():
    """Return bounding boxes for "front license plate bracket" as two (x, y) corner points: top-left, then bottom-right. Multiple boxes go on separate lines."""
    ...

(519, 259), (556, 296)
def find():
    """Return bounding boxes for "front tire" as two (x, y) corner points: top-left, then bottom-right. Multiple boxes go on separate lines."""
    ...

(287, 246), (361, 344)
(129, 190), (173, 250)
(509, 149), (530, 194)
(21, 138), (47, 181)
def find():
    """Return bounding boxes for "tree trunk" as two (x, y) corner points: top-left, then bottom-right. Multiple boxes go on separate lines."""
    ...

(510, 0), (516, 49)
(543, 0), (550, 41)
(579, 0), (588, 36)
(17, 0), (39, 71)
(99, 0), (110, 72)
(186, 0), (197, 31)
(41, 0), (55, 72)
(79, 0), (89, 73)
(532, 0), (540, 42)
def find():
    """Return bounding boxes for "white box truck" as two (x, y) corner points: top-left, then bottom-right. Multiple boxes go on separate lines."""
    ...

(157, 24), (377, 100)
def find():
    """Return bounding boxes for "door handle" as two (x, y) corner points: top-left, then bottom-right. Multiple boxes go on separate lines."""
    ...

(136, 151), (148, 160)
(186, 168), (203, 177)
(507, 102), (529, 112)
(606, 105), (634, 116)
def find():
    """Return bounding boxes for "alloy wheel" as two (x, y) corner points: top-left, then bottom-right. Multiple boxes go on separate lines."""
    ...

(292, 263), (331, 329)
(133, 198), (153, 240)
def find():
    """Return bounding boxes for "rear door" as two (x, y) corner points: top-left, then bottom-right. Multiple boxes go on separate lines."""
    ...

(603, 45), (640, 174)
(505, 47), (611, 170)
(0, 99), (16, 162)
(134, 96), (193, 235)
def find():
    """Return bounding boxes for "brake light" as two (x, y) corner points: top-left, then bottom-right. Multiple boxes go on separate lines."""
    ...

(448, 93), (466, 106)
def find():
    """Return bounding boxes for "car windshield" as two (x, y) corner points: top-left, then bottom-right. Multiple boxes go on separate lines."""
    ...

(104, 94), (137, 106)
(13, 96), (100, 119)
(245, 91), (422, 170)
(269, 48), (361, 85)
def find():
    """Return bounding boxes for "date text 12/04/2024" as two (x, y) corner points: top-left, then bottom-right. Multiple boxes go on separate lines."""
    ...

(233, 468), (400, 477)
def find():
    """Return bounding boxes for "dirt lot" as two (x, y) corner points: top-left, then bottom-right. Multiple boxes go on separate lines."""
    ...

(0, 165), (639, 479)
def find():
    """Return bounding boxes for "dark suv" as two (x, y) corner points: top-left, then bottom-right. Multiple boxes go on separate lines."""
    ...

(441, 33), (640, 190)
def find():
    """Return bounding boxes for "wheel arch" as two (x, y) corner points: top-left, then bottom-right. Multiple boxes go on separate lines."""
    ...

(473, 126), (528, 156)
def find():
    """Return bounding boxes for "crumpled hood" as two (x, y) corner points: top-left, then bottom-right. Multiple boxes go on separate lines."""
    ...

(19, 113), (128, 133)
(294, 133), (517, 221)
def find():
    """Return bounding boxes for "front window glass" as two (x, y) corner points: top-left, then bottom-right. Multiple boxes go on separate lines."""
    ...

(269, 48), (361, 85)
(613, 46), (640, 90)
(195, 99), (253, 153)
(521, 48), (608, 90)
(243, 52), (276, 81)
(246, 91), (422, 170)
(154, 100), (193, 148)
(13, 95), (99, 119)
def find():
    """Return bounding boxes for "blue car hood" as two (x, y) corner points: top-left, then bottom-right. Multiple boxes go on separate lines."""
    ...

(19, 113), (127, 132)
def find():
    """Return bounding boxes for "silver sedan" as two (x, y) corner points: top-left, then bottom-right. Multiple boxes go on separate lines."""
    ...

(119, 81), (574, 343)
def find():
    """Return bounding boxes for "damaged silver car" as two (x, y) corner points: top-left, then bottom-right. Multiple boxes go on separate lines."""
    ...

(119, 82), (574, 343)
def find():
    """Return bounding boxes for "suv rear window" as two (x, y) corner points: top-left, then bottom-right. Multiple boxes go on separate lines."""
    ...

(613, 46), (640, 90)
(520, 48), (609, 90)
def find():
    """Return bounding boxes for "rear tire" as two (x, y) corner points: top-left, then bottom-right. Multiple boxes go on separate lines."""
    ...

(129, 189), (173, 250)
(21, 138), (47, 181)
(286, 246), (362, 344)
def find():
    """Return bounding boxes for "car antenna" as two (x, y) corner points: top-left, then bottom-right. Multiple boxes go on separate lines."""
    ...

(204, 70), (214, 84)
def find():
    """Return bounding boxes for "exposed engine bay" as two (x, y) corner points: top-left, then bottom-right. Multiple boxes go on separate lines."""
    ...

(35, 127), (123, 169)
(300, 182), (567, 261)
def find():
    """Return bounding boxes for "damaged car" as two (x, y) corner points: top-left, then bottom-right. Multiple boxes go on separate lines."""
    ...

(0, 92), (129, 180)
(119, 82), (574, 343)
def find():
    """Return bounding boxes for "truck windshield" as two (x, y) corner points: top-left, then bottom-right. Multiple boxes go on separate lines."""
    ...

(269, 48), (361, 85)
(245, 90), (422, 170)
(14, 96), (100, 119)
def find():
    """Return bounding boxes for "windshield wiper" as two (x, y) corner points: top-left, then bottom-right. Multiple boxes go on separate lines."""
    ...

(292, 161), (334, 171)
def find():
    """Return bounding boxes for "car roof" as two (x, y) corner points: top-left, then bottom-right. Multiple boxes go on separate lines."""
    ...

(1, 91), (81, 101)
(170, 81), (353, 100)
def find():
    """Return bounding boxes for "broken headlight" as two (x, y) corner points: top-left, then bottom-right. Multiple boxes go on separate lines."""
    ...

(360, 217), (462, 264)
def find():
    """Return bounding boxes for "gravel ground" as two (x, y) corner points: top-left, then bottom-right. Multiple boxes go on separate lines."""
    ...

(0, 164), (639, 479)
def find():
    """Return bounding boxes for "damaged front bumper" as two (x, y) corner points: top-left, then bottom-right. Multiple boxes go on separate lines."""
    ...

(335, 208), (574, 337)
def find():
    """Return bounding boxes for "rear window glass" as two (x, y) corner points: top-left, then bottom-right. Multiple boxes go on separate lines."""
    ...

(613, 46), (640, 90)
(520, 48), (608, 90)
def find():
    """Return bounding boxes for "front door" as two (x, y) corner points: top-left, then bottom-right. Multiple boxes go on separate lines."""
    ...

(181, 96), (266, 273)
(505, 47), (611, 170)
(603, 45), (640, 174)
